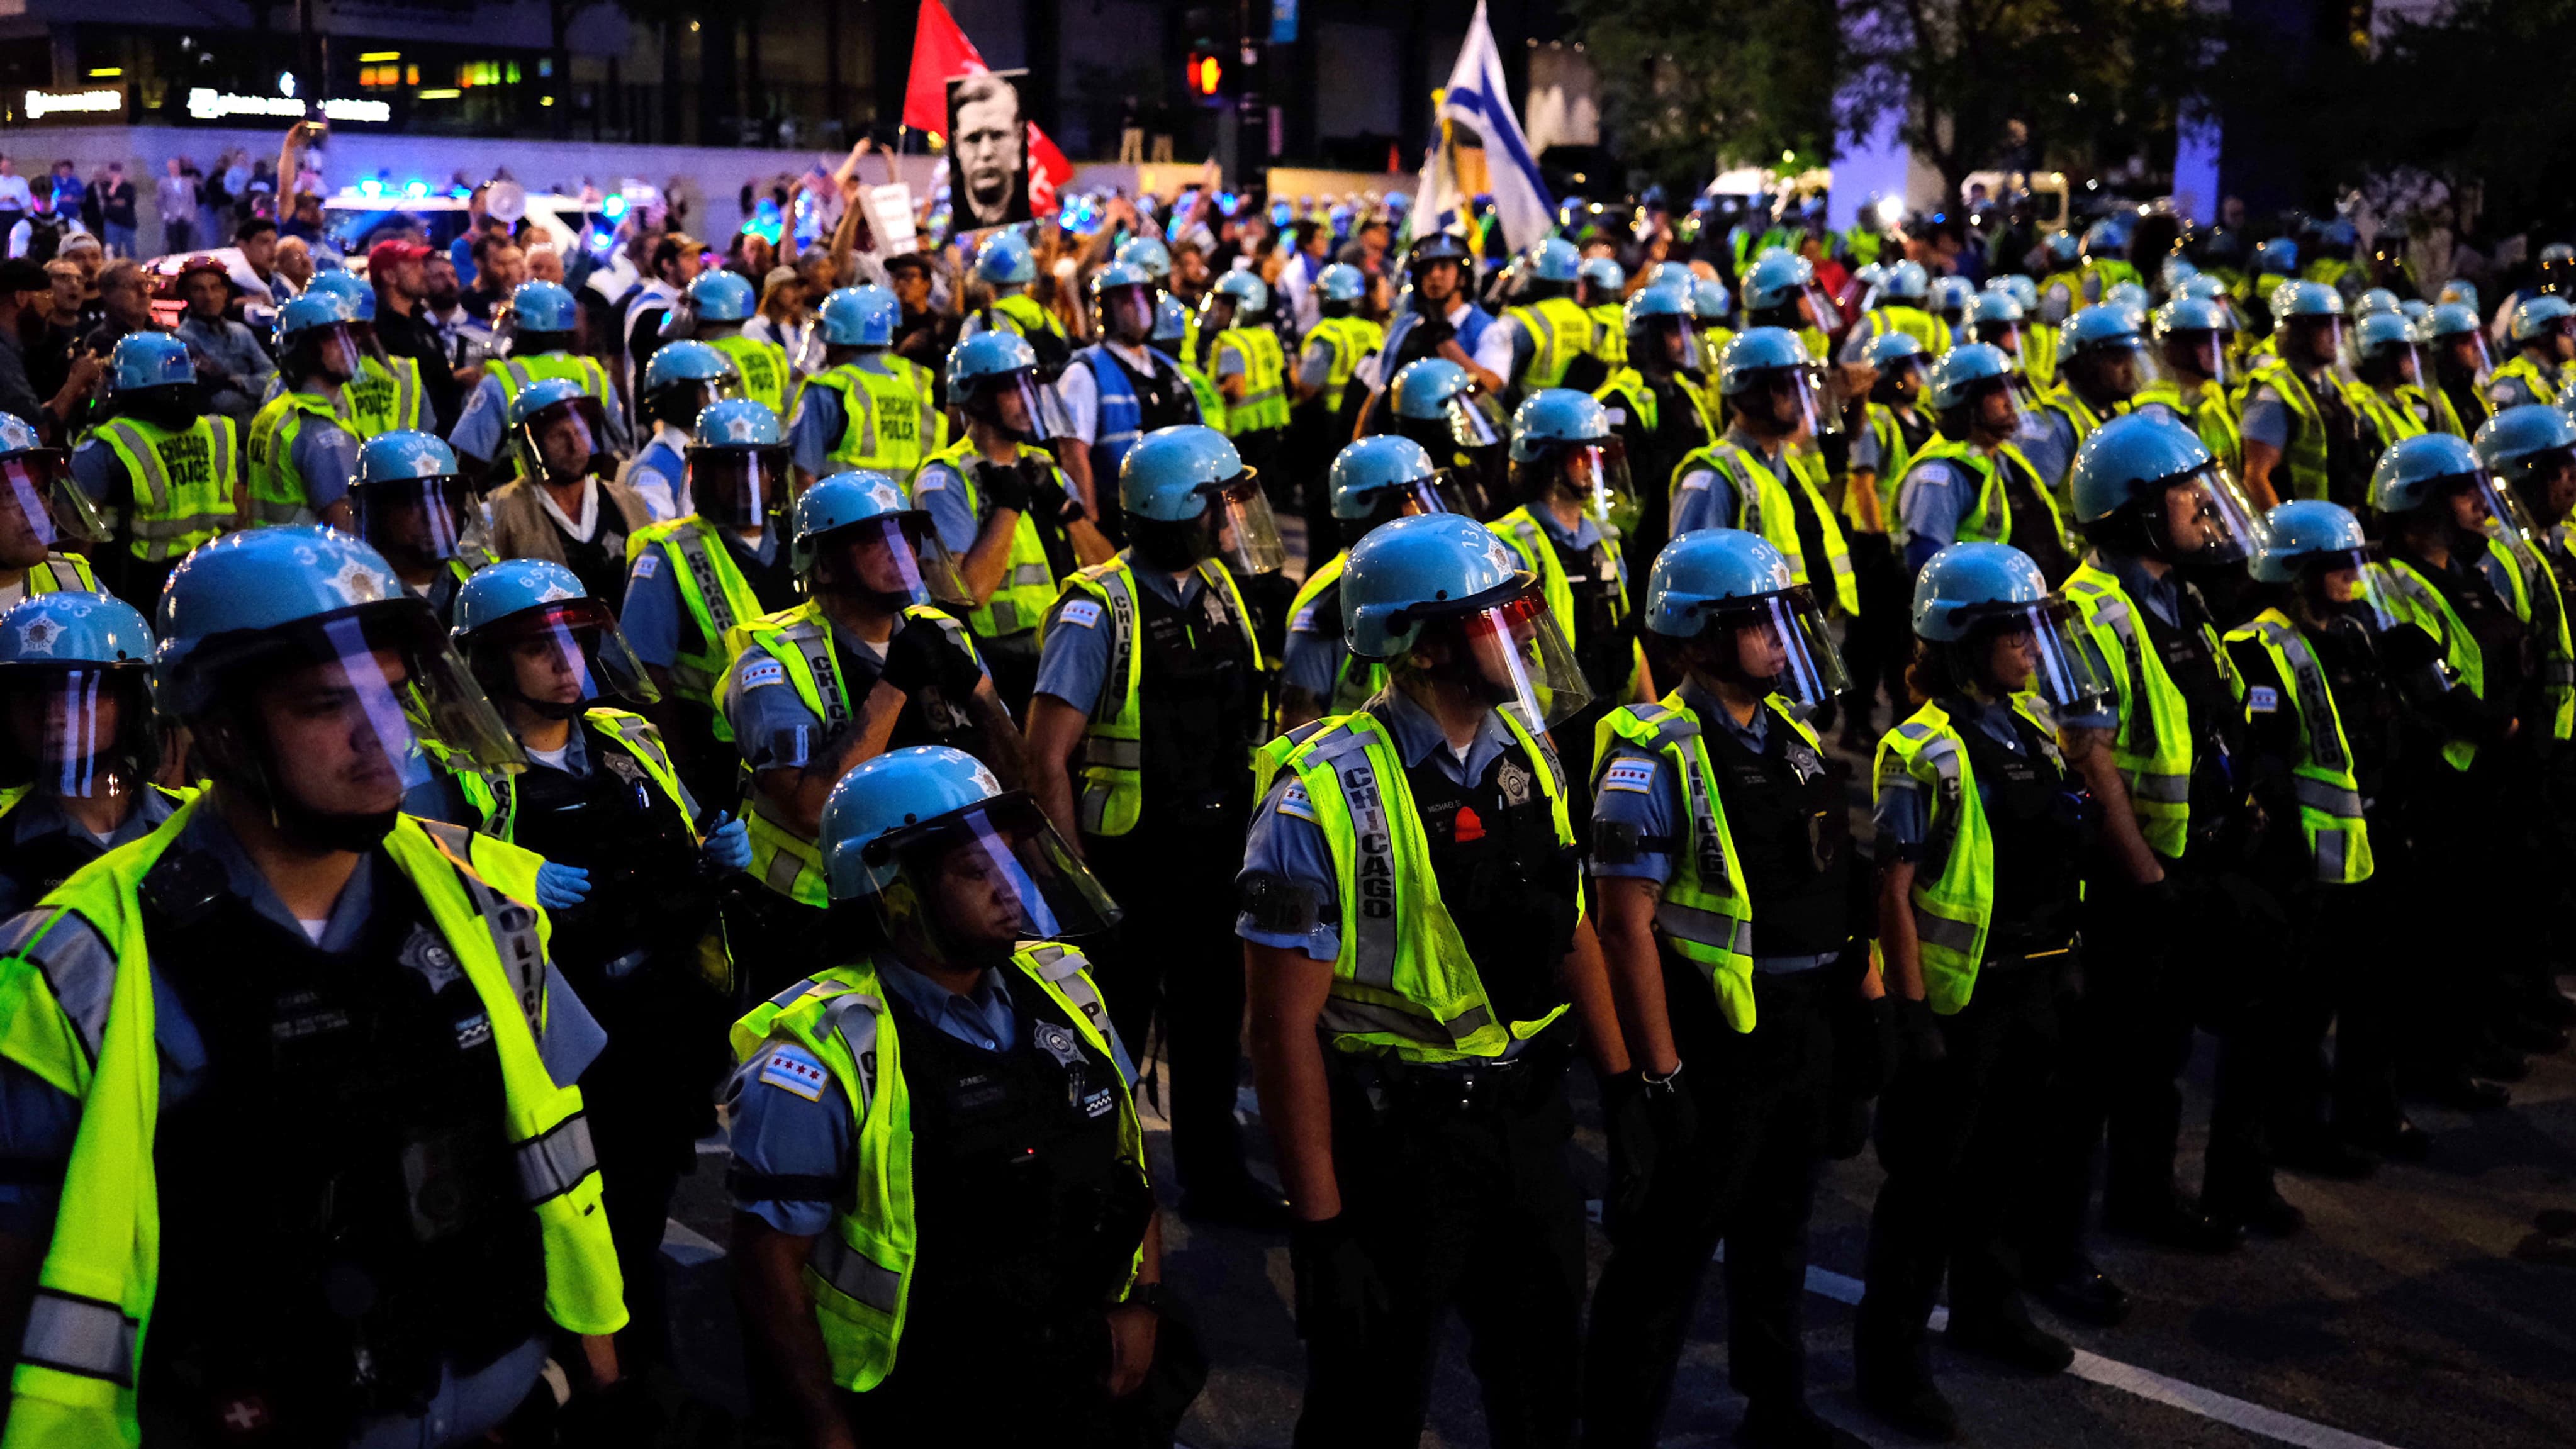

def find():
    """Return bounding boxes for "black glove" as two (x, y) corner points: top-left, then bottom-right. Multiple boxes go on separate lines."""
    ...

(976, 457), (1034, 513)
(1022, 454), (1084, 523)
(1289, 1213), (1389, 1342)
(1894, 994), (1947, 1068)
(880, 616), (987, 702)
(1603, 1063), (1696, 1239)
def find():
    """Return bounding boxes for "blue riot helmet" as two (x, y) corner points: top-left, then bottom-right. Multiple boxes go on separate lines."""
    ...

(155, 527), (525, 846)
(687, 398), (792, 531)
(790, 469), (971, 608)
(1326, 435), (1460, 544)
(2509, 294), (2576, 359)
(1852, 262), (1887, 310)
(2371, 432), (2489, 518)
(2476, 404), (2576, 535)
(508, 279), (581, 338)
(1929, 274), (1977, 328)
(684, 266), (756, 326)
(306, 267), (378, 325)
(2154, 296), (2237, 386)
(1114, 234), (1173, 288)
(818, 746), (1121, 953)
(2420, 301), (2495, 384)
(1509, 388), (1631, 519)
(0, 591), (159, 797)
(2437, 279), (2480, 313)
(1925, 343), (2029, 439)
(1525, 237), (1582, 289)
(1879, 260), (1930, 304)
(1742, 250), (1828, 327)
(1985, 273), (2041, 312)
(2069, 412), (2266, 565)
(2249, 499), (2400, 633)
(1578, 255), (1627, 305)
(1316, 262), (1369, 311)
(2058, 304), (2163, 401)
(0, 411), (103, 555)
(1118, 425), (1287, 575)
(1401, 228), (1474, 290)
(639, 339), (742, 430)
(1644, 527), (1848, 707)
(2401, 299), (2429, 323)
(2043, 230), (2081, 267)
(1691, 276), (1732, 326)
(1966, 291), (2029, 362)
(2354, 288), (2402, 321)
(504, 374), (613, 488)
(976, 229), (1038, 287)
(1339, 512), (1592, 727)
(816, 286), (900, 349)
(1621, 284), (1703, 376)
(1389, 355), (1509, 451)
(1151, 294), (1190, 347)
(1909, 542), (2112, 711)
(2350, 311), (2423, 388)
(1642, 261), (1694, 292)
(274, 291), (364, 384)
(2083, 217), (2131, 259)
(106, 333), (200, 427)
(2173, 272), (2234, 306)
(2255, 237), (2300, 276)
(1864, 330), (1929, 405)
(2270, 280), (2349, 368)
(2161, 255), (2200, 294)
(352, 428), (486, 582)
(453, 557), (659, 718)
(1089, 260), (1159, 345)
(946, 328), (1070, 443)
(1718, 327), (1838, 438)
(1201, 269), (1270, 333)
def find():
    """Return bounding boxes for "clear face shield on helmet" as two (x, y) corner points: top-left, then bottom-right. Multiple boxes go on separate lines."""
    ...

(2435, 328), (2494, 384)
(2078, 335), (2166, 398)
(1960, 374), (2036, 442)
(2291, 547), (2400, 636)
(1404, 584), (1594, 730)
(1097, 283), (1156, 345)
(1948, 601), (2115, 715)
(473, 598), (660, 720)
(352, 475), (486, 573)
(1443, 385), (1510, 450)
(1191, 473), (1289, 575)
(1639, 315), (1703, 376)
(0, 666), (150, 798)
(1698, 590), (1851, 708)
(866, 793), (1124, 964)
(2153, 461), (2269, 566)
(690, 445), (793, 532)
(2353, 335), (2423, 390)
(515, 394), (612, 483)
(656, 374), (742, 425)
(295, 322), (366, 384)
(976, 367), (1073, 444)
(2286, 314), (2348, 372)
(818, 513), (973, 612)
(1796, 283), (1839, 335)
(1551, 439), (1634, 523)
(0, 451), (106, 556)
(1973, 318), (2027, 364)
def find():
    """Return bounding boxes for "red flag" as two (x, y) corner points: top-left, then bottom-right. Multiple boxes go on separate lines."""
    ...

(904, 0), (1074, 218)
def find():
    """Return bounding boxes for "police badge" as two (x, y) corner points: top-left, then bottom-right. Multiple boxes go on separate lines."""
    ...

(1496, 757), (1533, 807)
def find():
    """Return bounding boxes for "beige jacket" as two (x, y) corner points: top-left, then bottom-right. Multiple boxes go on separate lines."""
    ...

(484, 474), (654, 566)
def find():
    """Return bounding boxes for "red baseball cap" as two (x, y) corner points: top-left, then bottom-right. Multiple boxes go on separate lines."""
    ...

(366, 237), (434, 274)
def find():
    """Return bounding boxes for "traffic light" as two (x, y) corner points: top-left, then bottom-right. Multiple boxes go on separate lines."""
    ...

(1187, 50), (1224, 102)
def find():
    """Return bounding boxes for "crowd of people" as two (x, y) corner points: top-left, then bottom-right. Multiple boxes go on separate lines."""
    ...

(0, 168), (2563, 1449)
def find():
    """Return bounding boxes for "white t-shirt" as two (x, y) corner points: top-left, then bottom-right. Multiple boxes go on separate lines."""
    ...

(527, 742), (574, 771)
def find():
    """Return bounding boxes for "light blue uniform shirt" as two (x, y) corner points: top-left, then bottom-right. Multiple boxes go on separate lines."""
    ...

(906, 455), (992, 556)
(0, 788), (180, 917)
(451, 363), (632, 467)
(1282, 571), (1347, 700)
(788, 386), (849, 478)
(1871, 695), (2038, 859)
(620, 522), (781, 671)
(1031, 560), (1207, 715)
(2018, 408), (2078, 492)
(2240, 385), (2294, 450)
(1896, 456), (1976, 572)
(1671, 427), (1788, 537)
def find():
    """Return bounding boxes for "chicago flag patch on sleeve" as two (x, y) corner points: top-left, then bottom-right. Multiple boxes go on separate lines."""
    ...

(630, 552), (661, 580)
(739, 658), (787, 691)
(758, 1045), (829, 1102)
(2246, 685), (2280, 714)
(1057, 598), (1104, 630)
(1601, 757), (1660, 794)
(1275, 778), (1319, 822)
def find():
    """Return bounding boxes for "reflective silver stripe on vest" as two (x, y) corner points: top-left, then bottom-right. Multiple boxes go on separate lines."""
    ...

(21, 1287), (137, 1384)
(1318, 993), (1492, 1047)
(1027, 944), (1127, 1077)
(749, 795), (814, 898)
(2546, 659), (2576, 687)
(1008, 561), (1054, 587)
(515, 1111), (599, 1205)
(2133, 771), (2191, 803)
(13, 912), (114, 1060)
(33, 559), (82, 591)
(1912, 907), (1981, 955)
(415, 819), (547, 1040)
(2315, 825), (2349, 882)
(1654, 900), (1755, 958)
(2293, 776), (2365, 818)
(1312, 725), (1401, 990)
(1893, 720), (1934, 742)
(810, 1231), (902, 1314)
(1917, 737), (1966, 877)
(675, 529), (743, 636)
(1084, 736), (1142, 768)
(2080, 588), (2160, 758)
(2256, 620), (2351, 771)
(825, 991), (884, 1116)
(782, 622), (853, 729)
(765, 974), (829, 1011)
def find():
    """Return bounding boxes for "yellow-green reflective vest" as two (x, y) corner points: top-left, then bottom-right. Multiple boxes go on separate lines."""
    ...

(1180, 357), (1224, 432)
(725, 943), (1143, 1394)
(727, 601), (981, 905)
(2401, 381), (2468, 439)
(2232, 358), (2332, 501)
(912, 437), (1063, 640)
(2021, 322), (2061, 389)
(625, 515), (768, 716)
(2132, 379), (2244, 478)
(1488, 503), (1636, 695)
(711, 333), (793, 420)
(2489, 352), (2564, 410)
(0, 805), (626, 1447)
(1594, 368), (1715, 444)
(1873, 695), (2070, 1013)
(21, 554), (96, 595)
(988, 291), (1065, 344)
(1589, 303), (1628, 368)
(93, 415), (238, 562)
(1671, 439), (1859, 614)
(1862, 306), (1951, 357)
(458, 707), (698, 843)
(1216, 326), (1289, 434)
(2372, 557), (2482, 771)
(1282, 550), (1383, 727)
(2485, 534), (2576, 741)
(1252, 708), (1575, 1062)
(802, 356), (946, 478)
(491, 352), (616, 413)
(1847, 403), (1918, 534)
(1048, 556), (1262, 839)
(1304, 316), (1384, 396)
(1507, 296), (1598, 391)
(1909, 437), (2073, 562)
(244, 389), (343, 526)
(1594, 693), (1820, 1034)
(335, 353), (424, 439)
(2061, 562), (2243, 858)
(2337, 378), (2426, 457)
(2222, 610), (2374, 884)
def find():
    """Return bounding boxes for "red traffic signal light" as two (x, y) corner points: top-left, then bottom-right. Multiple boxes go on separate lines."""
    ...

(1187, 51), (1224, 98)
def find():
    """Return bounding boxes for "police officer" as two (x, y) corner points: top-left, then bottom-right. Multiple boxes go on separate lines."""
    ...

(910, 331), (1111, 713)
(792, 286), (949, 493)
(1691, 276), (1739, 423)
(624, 398), (809, 812)
(1372, 230), (1509, 393)
(1028, 425), (1289, 1228)
(0, 413), (104, 601)
(1240, 510), (1621, 1447)
(2036, 230), (2087, 323)
(1985, 274), (2060, 386)
(1930, 275), (1978, 338)
(1856, 543), (2112, 1440)
(0, 592), (180, 915)
(1963, 291), (2044, 402)
(682, 267), (793, 419)
(1581, 528), (1869, 1449)
(1842, 330), (1936, 747)
(245, 292), (363, 530)
(451, 558), (755, 1363)
(1740, 252), (1838, 364)
(0, 526), (630, 1446)
(1279, 435), (1458, 730)
(1849, 259), (1949, 356)
(72, 333), (242, 613)
(2020, 305), (2153, 492)
(619, 339), (742, 522)
(2134, 296), (2245, 477)
(1594, 285), (1718, 574)
(2241, 281), (2361, 510)
(1503, 238), (1608, 395)
(964, 228), (1074, 380)
(2340, 313), (2436, 466)
(1199, 272), (1292, 498)
(1374, 357), (1512, 518)
(726, 471), (1016, 921)
(1581, 255), (1631, 372)
(339, 430), (487, 627)
(1159, 293), (1225, 425)
(2488, 295), (2573, 411)
(486, 376), (656, 609)
(727, 745), (1185, 1445)
(1290, 261), (1387, 549)
(450, 279), (627, 484)
(1061, 261), (1204, 541)
(2419, 301), (2493, 437)
(304, 267), (428, 439)
(2042, 413), (2276, 1265)
(1672, 330), (1859, 621)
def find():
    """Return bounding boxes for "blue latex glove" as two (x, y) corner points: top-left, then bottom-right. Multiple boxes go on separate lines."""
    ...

(702, 811), (753, 874)
(535, 861), (593, 910)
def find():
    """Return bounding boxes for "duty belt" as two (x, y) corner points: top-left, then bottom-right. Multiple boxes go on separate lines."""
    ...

(1331, 1030), (1569, 1112)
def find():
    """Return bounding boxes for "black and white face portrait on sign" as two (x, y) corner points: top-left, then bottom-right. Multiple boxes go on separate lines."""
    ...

(948, 71), (1031, 234)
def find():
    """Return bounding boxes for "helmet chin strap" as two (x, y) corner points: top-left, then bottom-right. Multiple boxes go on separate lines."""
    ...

(240, 737), (403, 854)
